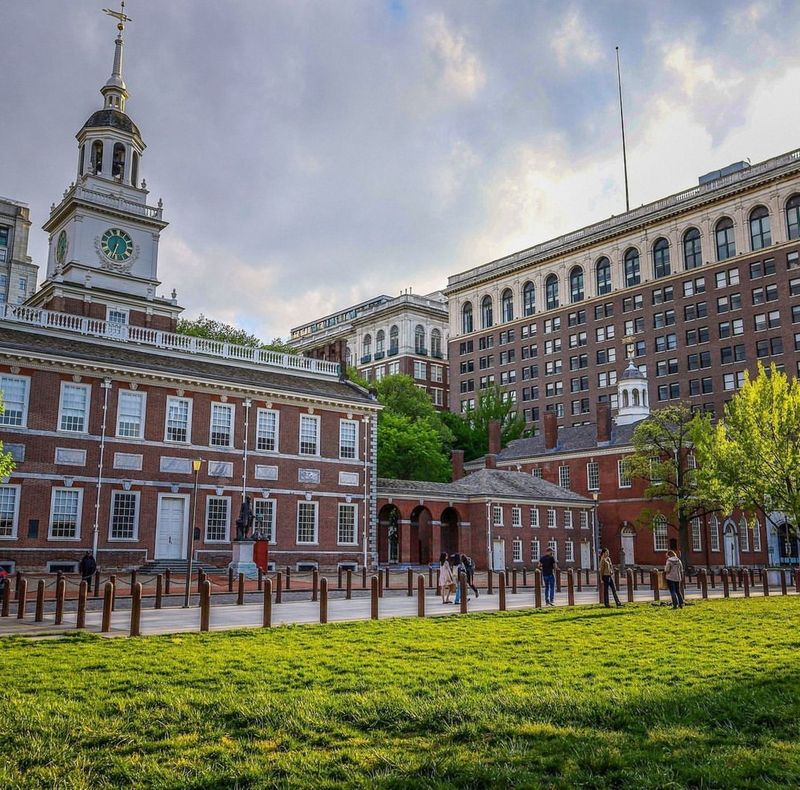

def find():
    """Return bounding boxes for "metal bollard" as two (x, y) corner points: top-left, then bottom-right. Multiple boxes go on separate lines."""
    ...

(556, 568), (562, 593)
(577, 569), (582, 592)
(237, 572), (245, 605)
(228, 567), (234, 593)
(460, 576), (468, 614)
(650, 571), (660, 602)
(200, 580), (211, 632)
(312, 569), (319, 603)
(130, 569), (137, 592)
(276, 571), (283, 604)
(110, 574), (117, 611)
(407, 567), (413, 597)
(763, 571), (770, 597)
(780, 570), (788, 596)
(743, 571), (751, 598)
(700, 569), (708, 600)
(263, 578), (272, 627)
(428, 566), (434, 589)
(371, 576), (379, 620)
(709, 569), (716, 589)
(567, 569), (575, 606)
(722, 569), (730, 597)
(487, 569), (493, 595)
(522, 567), (528, 587)
(346, 569), (352, 600)
(101, 582), (113, 632)
(498, 572), (507, 611)
(130, 582), (142, 637)
(417, 575), (425, 617)
(320, 577), (328, 624)
(14, 571), (22, 599)
(258, 568), (263, 592)
(76, 581), (87, 629)
(385, 566), (390, 589)
(378, 570), (384, 598)
(165, 568), (171, 595)
(626, 568), (634, 603)
(286, 567), (291, 590)
(155, 574), (163, 609)
(534, 568), (542, 608)
(598, 572), (604, 604)
(55, 578), (66, 625)
(511, 569), (518, 595)
(35, 579), (45, 622)
(198, 569), (206, 594)
(362, 567), (367, 589)
(338, 566), (343, 590)
(16, 577), (27, 619)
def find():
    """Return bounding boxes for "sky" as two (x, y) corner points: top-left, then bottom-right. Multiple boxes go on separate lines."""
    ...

(2, 0), (800, 341)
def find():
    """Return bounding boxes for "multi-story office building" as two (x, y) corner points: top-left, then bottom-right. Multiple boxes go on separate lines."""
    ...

(289, 290), (450, 408)
(445, 150), (800, 433)
(0, 197), (38, 306)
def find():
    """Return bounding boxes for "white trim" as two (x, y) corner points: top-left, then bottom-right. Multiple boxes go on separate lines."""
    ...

(0, 374), (30, 428)
(164, 395), (193, 444)
(253, 497), (277, 544)
(299, 414), (321, 457)
(209, 402), (235, 449)
(204, 494), (232, 543)
(296, 499), (319, 544)
(338, 418), (359, 460)
(0, 484), (21, 539)
(57, 381), (91, 434)
(108, 489), (140, 542)
(155, 493), (189, 559)
(115, 388), (147, 439)
(48, 486), (84, 540)
(255, 407), (280, 453)
(337, 502), (359, 545)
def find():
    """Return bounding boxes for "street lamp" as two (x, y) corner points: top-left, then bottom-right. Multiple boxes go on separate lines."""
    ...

(184, 458), (203, 608)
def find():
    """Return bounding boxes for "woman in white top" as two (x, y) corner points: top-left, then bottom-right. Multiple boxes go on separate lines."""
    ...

(438, 552), (454, 603)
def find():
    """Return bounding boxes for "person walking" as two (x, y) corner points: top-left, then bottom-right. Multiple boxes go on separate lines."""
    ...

(599, 548), (622, 608)
(664, 550), (684, 609)
(452, 553), (466, 605)
(463, 555), (479, 598)
(438, 552), (454, 604)
(538, 547), (557, 606)
(78, 551), (96, 586)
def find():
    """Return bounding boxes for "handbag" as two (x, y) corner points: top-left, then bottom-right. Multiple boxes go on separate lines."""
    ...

(448, 581), (457, 593)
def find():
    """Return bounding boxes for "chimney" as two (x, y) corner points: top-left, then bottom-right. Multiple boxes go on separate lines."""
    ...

(596, 401), (611, 444)
(452, 449), (465, 482)
(485, 419), (501, 469)
(543, 410), (558, 451)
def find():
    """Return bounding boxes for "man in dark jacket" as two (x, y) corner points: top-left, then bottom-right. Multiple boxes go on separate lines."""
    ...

(462, 555), (479, 598)
(79, 552), (96, 585)
(538, 548), (557, 606)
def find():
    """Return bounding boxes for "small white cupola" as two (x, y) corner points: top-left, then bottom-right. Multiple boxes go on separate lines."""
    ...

(616, 357), (650, 425)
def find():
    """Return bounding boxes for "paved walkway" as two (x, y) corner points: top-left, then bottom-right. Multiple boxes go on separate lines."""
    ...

(2, 585), (794, 639)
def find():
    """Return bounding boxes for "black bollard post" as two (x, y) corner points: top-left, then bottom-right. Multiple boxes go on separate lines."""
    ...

(498, 572), (507, 611)
(417, 575), (425, 617)
(101, 582), (113, 632)
(346, 569), (352, 600)
(155, 574), (163, 609)
(567, 569), (575, 606)
(76, 581), (87, 629)
(371, 576), (379, 620)
(534, 569), (542, 608)
(55, 578), (66, 625)
(237, 572), (245, 605)
(320, 577), (328, 624)
(35, 579), (45, 622)
(130, 582), (142, 637)
(263, 578), (273, 627)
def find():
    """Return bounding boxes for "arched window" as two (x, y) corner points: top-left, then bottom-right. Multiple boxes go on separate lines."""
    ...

(569, 266), (585, 303)
(683, 228), (702, 270)
(715, 217), (736, 260)
(622, 390), (629, 408)
(624, 248), (640, 287)
(522, 281), (535, 316)
(389, 325), (399, 354)
(414, 324), (426, 354)
(112, 143), (126, 179)
(92, 140), (103, 174)
(596, 257), (612, 295)
(501, 289), (514, 322)
(375, 329), (385, 355)
(652, 238), (671, 279)
(481, 296), (493, 329)
(545, 274), (559, 310)
(632, 389), (640, 406)
(786, 194), (800, 241)
(431, 329), (442, 357)
(362, 334), (372, 359)
(78, 144), (86, 176)
(461, 303), (473, 334)
(749, 206), (771, 250)
(641, 387), (648, 407)
(131, 150), (139, 187)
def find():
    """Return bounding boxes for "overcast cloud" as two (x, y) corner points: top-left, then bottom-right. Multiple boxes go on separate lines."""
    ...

(2, 0), (799, 340)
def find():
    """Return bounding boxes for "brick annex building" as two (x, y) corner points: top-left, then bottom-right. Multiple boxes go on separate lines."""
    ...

(0, 21), (381, 574)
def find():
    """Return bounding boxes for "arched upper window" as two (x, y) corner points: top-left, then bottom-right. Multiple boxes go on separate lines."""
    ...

(569, 266), (585, 303)
(78, 144), (86, 176)
(92, 140), (103, 174)
(683, 227), (702, 270)
(414, 324), (426, 354)
(652, 238), (671, 279)
(624, 248), (641, 287)
(112, 143), (126, 179)
(522, 281), (535, 316)
(131, 150), (139, 187)
(375, 329), (385, 354)
(431, 329), (442, 357)
(501, 288), (514, 322)
(786, 194), (800, 241)
(632, 389), (640, 406)
(596, 257), (612, 295)
(389, 325), (399, 354)
(363, 334), (372, 358)
(481, 295), (493, 329)
(461, 303), (473, 334)
(545, 274), (559, 310)
(715, 217), (736, 260)
(749, 205), (771, 251)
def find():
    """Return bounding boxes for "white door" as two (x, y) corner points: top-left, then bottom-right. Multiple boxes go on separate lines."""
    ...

(155, 495), (188, 559)
(580, 540), (591, 569)
(723, 523), (738, 566)
(621, 529), (635, 566)
(492, 539), (506, 571)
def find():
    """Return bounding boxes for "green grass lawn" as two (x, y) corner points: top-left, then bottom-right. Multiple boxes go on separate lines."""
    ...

(2, 598), (799, 789)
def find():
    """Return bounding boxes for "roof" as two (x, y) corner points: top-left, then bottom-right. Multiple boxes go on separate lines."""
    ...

(81, 109), (140, 137)
(620, 362), (647, 381)
(0, 325), (377, 406)
(378, 468), (592, 504)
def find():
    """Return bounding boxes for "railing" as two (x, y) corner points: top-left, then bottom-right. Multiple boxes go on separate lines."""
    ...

(0, 303), (341, 377)
(360, 354), (372, 364)
(54, 183), (164, 220)
(373, 351), (385, 360)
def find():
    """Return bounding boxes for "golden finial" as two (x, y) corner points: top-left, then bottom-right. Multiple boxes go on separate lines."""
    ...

(103, 1), (132, 32)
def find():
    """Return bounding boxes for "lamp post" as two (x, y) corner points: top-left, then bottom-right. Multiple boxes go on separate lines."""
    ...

(184, 458), (203, 608)
(592, 491), (600, 570)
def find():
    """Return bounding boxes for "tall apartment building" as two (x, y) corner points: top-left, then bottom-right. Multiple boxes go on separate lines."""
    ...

(289, 290), (450, 409)
(445, 150), (800, 433)
(0, 197), (38, 305)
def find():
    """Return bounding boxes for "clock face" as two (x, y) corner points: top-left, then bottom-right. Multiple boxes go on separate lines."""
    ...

(56, 230), (68, 264)
(100, 227), (134, 262)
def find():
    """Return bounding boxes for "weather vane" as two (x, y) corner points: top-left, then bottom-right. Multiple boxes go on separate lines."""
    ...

(103, 1), (132, 32)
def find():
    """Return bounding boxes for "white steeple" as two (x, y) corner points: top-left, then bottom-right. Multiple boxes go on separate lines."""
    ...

(101, 25), (128, 113)
(616, 356), (650, 425)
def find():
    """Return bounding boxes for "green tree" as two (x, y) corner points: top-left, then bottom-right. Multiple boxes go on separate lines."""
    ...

(0, 393), (16, 480)
(626, 403), (712, 561)
(177, 314), (297, 354)
(694, 363), (800, 541)
(377, 412), (452, 482)
(441, 386), (527, 461)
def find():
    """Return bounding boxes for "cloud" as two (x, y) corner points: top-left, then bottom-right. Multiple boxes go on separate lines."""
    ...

(421, 12), (486, 101)
(551, 8), (602, 67)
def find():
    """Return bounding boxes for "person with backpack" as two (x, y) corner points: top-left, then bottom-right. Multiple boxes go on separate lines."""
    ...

(538, 547), (557, 606)
(462, 555), (479, 598)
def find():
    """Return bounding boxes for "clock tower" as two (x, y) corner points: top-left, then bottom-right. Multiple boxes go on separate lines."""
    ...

(32, 2), (181, 331)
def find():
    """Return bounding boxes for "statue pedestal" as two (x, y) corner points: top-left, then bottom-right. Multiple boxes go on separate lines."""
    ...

(228, 540), (258, 578)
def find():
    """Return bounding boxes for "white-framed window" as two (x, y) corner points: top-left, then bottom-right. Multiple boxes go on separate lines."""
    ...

(547, 508), (556, 528)
(337, 503), (358, 545)
(58, 382), (91, 433)
(709, 514), (720, 552)
(653, 516), (668, 552)
(116, 390), (145, 439)
(752, 519), (762, 552)
(738, 517), (750, 552)
(388, 361), (400, 375)
(558, 465), (571, 489)
(299, 414), (320, 456)
(0, 375), (30, 427)
(691, 517), (702, 552)
(564, 510), (573, 529)
(580, 510), (589, 530)
(586, 461), (599, 491)
(547, 539), (558, 560)
(511, 506), (522, 528)
(165, 396), (192, 443)
(431, 365), (444, 383)
(512, 538), (523, 562)
(492, 505), (503, 526)
(531, 538), (540, 562)
(565, 540), (574, 563)
(413, 360), (427, 380)
(107, 306), (129, 326)
(0, 485), (21, 538)
(254, 498), (276, 543)
(49, 487), (83, 540)
(339, 419), (358, 460)
(530, 507), (539, 528)
(210, 403), (234, 447)
(297, 501), (318, 544)
(531, 468), (542, 479)
(205, 496), (230, 542)
(618, 458), (632, 488)
(256, 408), (279, 452)
(109, 491), (139, 540)
(431, 388), (444, 407)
